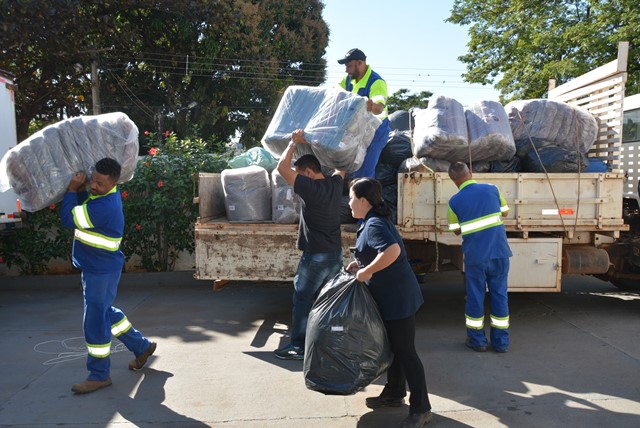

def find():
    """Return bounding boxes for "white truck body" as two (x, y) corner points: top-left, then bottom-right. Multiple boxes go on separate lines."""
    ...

(0, 70), (21, 230)
(194, 42), (632, 292)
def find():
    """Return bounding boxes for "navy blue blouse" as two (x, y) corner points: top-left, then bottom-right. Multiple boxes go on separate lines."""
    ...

(354, 211), (424, 320)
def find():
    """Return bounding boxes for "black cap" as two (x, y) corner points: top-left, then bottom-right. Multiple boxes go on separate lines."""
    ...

(337, 48), (366, 64)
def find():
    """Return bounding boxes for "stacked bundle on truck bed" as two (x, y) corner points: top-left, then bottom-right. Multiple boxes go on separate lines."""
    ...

(0, 112), (138, 212)
(271, 169), (300, 224)
(505, 99), (597, 172)
(412, 96), (516, 163)
(221, 165), (271, 222)
(261, 86), (381, 172)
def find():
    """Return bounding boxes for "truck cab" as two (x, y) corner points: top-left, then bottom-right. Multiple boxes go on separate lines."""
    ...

(0, 70), (22, 233)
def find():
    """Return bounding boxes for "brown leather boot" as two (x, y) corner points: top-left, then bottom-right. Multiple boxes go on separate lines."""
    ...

(71, 378), (112, 394)
(128, 342), (157, 370)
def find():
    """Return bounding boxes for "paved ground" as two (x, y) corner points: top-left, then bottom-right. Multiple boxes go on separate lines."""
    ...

(1, 270), (639, 427)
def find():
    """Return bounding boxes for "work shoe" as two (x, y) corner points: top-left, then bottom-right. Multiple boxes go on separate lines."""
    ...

(365, 395), (405, 409)
(71, 378), (112, 394)
(129, 342), (157, 370)
(274, 344), (304, 360)
(465, 338), (487, 353)
(400, 411), (433, 428)
(493, 345), (509, 353)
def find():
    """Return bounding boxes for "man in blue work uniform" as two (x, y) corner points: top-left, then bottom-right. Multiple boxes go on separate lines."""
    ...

(447, 162), (512, 353)
(61, 158), (156, 394)
(338, 48), (390, 179)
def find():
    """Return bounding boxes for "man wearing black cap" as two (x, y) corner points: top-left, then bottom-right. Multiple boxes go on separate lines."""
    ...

(338, 48), (391, 179)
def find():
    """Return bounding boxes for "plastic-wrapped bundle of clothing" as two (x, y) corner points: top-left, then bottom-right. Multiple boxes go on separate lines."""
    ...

(221, 165), (271, 222)
(505, 99), (598, 156)
(0, 112), (139, 212)
(271, 168), (300, 224)
(379, 130), (413, 168)
(399, 156), (451, 173)
(519, 144), (590, 172)
(412, 95), (469, 160)
(465, 100), (516, 162)
(228, 147), (279, 172)
(261, 85), (381, 172)
(388, 109), (415, 132)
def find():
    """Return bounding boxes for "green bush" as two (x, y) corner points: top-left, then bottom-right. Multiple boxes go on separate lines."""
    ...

(0, 205), (72, 275)
(120, 132), (230, 271)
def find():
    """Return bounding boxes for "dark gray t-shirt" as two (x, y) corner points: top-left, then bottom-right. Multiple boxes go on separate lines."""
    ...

(294, 174), (343, 253)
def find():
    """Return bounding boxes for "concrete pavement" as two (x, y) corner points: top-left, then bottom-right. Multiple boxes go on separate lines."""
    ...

(1, 270), (639, 427)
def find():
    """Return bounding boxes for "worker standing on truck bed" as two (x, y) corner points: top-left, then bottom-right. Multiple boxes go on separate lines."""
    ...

(338, 48), (390, 179)
(447, 162), (512, 353)
(61, 158), (157, 394)
(274, 130), (346, 360)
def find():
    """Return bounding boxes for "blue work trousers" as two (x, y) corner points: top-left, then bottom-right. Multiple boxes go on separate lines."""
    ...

(351, 119), (390, 179)
(290, 250), (343, 348)
(464, 258), (510, 349)
(82, 270), (152, 381)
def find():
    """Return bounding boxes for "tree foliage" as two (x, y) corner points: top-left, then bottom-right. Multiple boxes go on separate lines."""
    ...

(0, 0), (329, 147)
(447, 0), (640, 102)
(387, 89), (433, 113)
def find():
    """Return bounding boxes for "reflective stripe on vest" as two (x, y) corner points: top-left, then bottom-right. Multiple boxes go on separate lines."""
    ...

(448, 222), (460, 231)
(75, 229), (122, 251)
(112, 317), (132, 337)
(72, 205), (94, 229)
(460, 213), (503, 235)
(87, 342), (111, 358)
(490, 315), (510, 329)
(466, 315), (484, 329)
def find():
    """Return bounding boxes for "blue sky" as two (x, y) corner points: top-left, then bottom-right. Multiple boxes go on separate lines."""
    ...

(321, 0), (501, 106)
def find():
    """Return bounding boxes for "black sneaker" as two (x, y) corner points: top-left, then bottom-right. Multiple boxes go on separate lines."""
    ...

(274, 344), (304, 360)
(365, 395), (405, 409)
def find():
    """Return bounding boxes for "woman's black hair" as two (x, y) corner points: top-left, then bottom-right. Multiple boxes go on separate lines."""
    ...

(350, 177), (392, 218)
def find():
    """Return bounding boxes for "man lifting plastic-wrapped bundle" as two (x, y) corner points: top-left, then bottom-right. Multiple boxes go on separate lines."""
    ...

(261, 85), (381, 172)
(221, 165), (271, 222)
(304, 270), (393, 395)
(504, 99), (598, 156)
(0, 112), (139, 212)
(412, 95), (469, 160)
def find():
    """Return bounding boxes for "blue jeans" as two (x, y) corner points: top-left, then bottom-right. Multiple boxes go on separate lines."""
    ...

(351, 119), (390, 179)
(464, 258), (510, 349)
(290, 250), (343, 347)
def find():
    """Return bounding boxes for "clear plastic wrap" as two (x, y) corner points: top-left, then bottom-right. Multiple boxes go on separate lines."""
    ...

(399, 156), (451, 173)
(412, 95), (469, 160)
(261, 85), (381, 172)
(465, 100), (516, 162)
(0, 112), (139, 212)
(228, 147), (279, 172)
(304, 270), (393, 395)
(270, 168), (300, 224)
(221, 165), (271, 222)
(505, 99), (598, 155)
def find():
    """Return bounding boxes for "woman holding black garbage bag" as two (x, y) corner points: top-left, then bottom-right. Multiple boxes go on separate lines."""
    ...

(347, 177), (432, 428)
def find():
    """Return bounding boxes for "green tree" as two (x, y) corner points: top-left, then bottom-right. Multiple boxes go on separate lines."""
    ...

(120, 133), (230, 271)
(387, 89), (433, 113)
(447, 0), (640, 102)
(0, 0), (329, 146)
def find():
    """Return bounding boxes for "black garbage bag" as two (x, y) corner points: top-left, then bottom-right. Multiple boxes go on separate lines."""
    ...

(304, 270), (393, 395)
